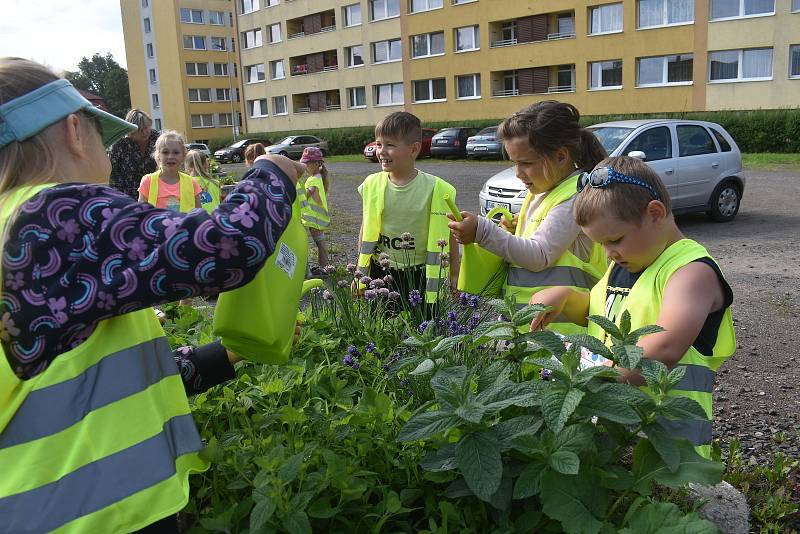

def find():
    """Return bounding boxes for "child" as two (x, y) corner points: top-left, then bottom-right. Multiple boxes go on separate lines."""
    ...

(138, 130), (202, 212)
(530, 156), (735, 457)
(185, 149), (220, 213)
(299, 146), (330, 274)
(0, 57), (304, 532)
(448, 101), (607, 334)
(356, 112), (459, 304)
(244, 142), (266, 167)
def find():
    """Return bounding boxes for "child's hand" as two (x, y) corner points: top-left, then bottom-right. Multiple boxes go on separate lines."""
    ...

(500, 213), (518, 233)
(447, 211), (479, 245)
(529, 287), (573, 331)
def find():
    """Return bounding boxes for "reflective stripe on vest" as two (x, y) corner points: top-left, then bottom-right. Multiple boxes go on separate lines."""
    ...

(357, 172), (455, 303)
(301, 175), (330, 229)
(502, 174), (606, 334)
(146, 170), (196, 212)
(587, 239), (736, 457)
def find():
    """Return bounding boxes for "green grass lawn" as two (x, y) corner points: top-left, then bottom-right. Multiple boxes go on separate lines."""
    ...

(742, 153), (800, 170)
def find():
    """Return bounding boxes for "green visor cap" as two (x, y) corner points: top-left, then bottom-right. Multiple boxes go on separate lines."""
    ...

(0, 79), (137, 149)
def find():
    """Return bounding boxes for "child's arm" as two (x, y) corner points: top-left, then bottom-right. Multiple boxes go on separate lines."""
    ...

(195, 194), (202, 209)
(137, 193), (147, 203)
(529, 287), (590, 330)
(306, 185), (322, 204)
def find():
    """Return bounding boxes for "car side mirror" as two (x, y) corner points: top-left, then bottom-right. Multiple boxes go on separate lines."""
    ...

(627, 150), (647, 161)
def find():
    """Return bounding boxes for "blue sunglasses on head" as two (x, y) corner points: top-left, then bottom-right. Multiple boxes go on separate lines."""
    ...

(577, 167), (661, 201)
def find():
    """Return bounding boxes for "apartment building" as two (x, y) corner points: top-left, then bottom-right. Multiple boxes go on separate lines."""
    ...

(121, 0), (245, 143)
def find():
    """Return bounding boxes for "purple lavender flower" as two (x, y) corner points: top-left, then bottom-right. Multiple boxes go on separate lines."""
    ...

(352, 362), (360, 370)
(322, 290), (334, 301)
(346, 263), (357, 274)
(354, 269), (364, 278)
(408, 290), (423, 306)
(382, 364), (391, 373)
(418, 320), (430, 334)
(436, 238), (447, 248)
(468, 313), (481, 330)
(365, 342), (376, 353)
(364, 289), (377, 300)
(377, 287), (390, 297)
(347, 345), (360, 356)
(400, 242), (411, 250)
(401, 232), (412, 242)
(343, 354), (354, 366)
(469, 295), (479, 308)
(399, 379), (409, 387)
(388, 291), (400, 301)
(383, 274), (394, 285)
(370, 278), (385, 289)
(459, 292), (468, 305)
(540, 368), (552, 380)
(379, 258), (391, 268)
(447, 310), (457, 321)
(337, 280), (349, 288)
(360, 276), (372, 286)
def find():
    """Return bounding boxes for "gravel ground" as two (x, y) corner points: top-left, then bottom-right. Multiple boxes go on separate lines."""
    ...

(224, 160), (800, 464)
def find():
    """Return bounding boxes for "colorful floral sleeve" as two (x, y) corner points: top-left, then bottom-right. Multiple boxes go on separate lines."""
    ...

(173, 341), (235, 395)
(1, 160), (295, 379)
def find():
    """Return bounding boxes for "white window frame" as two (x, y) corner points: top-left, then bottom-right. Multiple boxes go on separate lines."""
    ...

(191, 114), (214, 128)
(144, 18), (151, 33)
(272, 95), (288, 115)
(452, 0), (478, 4)
(709, 0), (775, 21)
(708, 48), (773, 82)
(372, 39), (402, 64)
(241, 0), (260, 14)
(218, 113), (233, 127)
(213, 62), (229, 76)
(151, 93), (160, 108)
(411, 32), (445, 59)
(374, 82), (404, 106)
(348, 86), (367, 108)
(409, 0), (443, 14)
(146, 43), (154, 58)
(186, 62), (209, 76)
(210, 37), (227, 51)
(637, 0), (695, 29)
(268, 23), (282, 43)
(412, 78), (447, 103)
(793, 0), (800, 12)
(343, 3), (362, 27)
(180, 8), (204, 24)
(589, 60), (624, 90)
(636, 54), (694, 86)
(149, 69), (157, 84)
(370, 0), (400, 22)
(270, 59), (286, 79)
(790, 45), (800, 79)
(209, 11), (226, 25)
(455, 25), (480, 52)
(245, 63), (266, 83)
(248, 98), (268, 118)
(216, 88), (232, 101)
(588, 3), (624, 35)
(242, 29), (263, 49)
(183, 35), (206, 50)
(456, 73), (481, 99)
(346, 45), (365, 67)
(188, 88), (212, 102)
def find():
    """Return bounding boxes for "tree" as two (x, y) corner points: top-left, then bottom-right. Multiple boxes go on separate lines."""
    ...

(66, 53), (131, 119)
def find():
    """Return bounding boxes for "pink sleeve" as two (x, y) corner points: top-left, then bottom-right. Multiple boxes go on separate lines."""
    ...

(192, 178), (202, 195)
(138, 175), (150, 197)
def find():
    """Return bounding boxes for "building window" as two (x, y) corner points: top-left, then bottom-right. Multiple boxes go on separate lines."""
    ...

(346, 46), (365, 67)
(248, 99), (268, 117)
(242, 29), (263, 48)
(791, 45), (800, 78)
(348, 86), (367, 108)
(154, 118), (161, 130)
(709, 48), (773, 81)
(794, 0), (800, 11)
(188, 88), (212, 102)
(372, 39), (402, 63)
(374, 82), (404, 105)
(209, 11), (226, 25)
(213, 63), (229, 76)
(371, 0), (400, 21)
(245, 63), (265, 83)
(413, 78), (446, 102)
(146, 43), (154, 58)
(638, 0), (694, 28)
(589, 3), (623, 34)
(151, 93), (160, 108)
(183, 35), (206, 50)
(710, 0), (774, 20)
(589, 60), (623, 89)
(637, 54), (693, 86)
(266, 0), (279, 6)
(210, 37), (227, 51)
(273, 95), (288, 115)
(411, 32), (444, 58)
(268, 23), (282, 43)
(270, 59), (285, 79)
(149, 69), (157, 83)
(456, 73), (481, 99)
(142, 0), (148, 7)
(410, 0), (443, 13)
(343, 3), (362, 26)
(186, 62), (209, 76)
(180, 9), (203, 24)
(241, 0), (260, 14)
(191, 114), (214, 128)
(218, 113), (233, 127)
(455, 25), (479, 52)
(216, 88), (232, 101)
(143, 18), (151, 33)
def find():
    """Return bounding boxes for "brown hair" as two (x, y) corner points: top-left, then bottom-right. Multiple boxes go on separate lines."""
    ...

(244, 143), (265, 165)
(573, 156), (672, 226)
(498, 101), (607, 175)
(375, 112), (422, 144)
(124, 108), (152, 132)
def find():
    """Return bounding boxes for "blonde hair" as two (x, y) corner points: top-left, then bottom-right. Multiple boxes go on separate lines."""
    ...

(124, 108), (152, 132)
(152, 130), (186, 167)
(573, 156), (672, 227)
(185, 150), (214, 182)
(244, 143), (265, 165)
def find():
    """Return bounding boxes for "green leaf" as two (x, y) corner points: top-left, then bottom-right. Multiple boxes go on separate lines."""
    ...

(493, 415), (544, 445)
(549, 450), (580, 475)
(597, 465), (635, 491)
(384, 490), (402, 514)
(577, 390), (642, 425)
(489, 467), (514, 512)
(632, 439), (723, 494)
(430, 366), (468, 397)
(659, 396), (709, 421)
(643, 424), (680, 473)
(432, 335), (466, 357)
(615, 344), (644, 371)
(477, 360), (510, 392)
(587, 314), (623, 341)
(526, 330), (567, 356)
(564, 334), (614, 358)
(307, 498), (339, 519)
(665, 365), (687, 389)
(410, 358), (435, 375)
(455, 396), (487, 424)
(542, 385), (585, 434)
(626, 324), (665, 344)
(249, 494), (276, 531)
(574, 365), (621, 386)
(282, 510), (311, 534)
(513, 304), (550, 328)
(560, 345), (582, 377)
(554, 423), (595, 454)
(481, 381), (543, 412)
(513, 462), (546, 499)
(471, 322), (516, 347)
(620, 501), (720, 534)
(421, 443), (458, 471)
(539, 470), (607, 534)
(397, 410), (459, 442)
(278, 452), (304, 484)
(455, 430), (503, 502)
(619, 310), (632, 337)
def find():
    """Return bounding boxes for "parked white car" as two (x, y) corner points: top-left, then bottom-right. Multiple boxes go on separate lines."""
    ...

(478, 119), (744, 222)
(185, 143), (211, 156)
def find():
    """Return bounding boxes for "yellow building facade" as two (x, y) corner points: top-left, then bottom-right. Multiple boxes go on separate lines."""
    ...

(121, 0), (245, 143)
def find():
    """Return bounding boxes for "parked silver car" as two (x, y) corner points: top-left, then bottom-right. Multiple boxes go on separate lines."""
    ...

(478, 119), (744, 222)
(466, 126), (504, 160)
(265, 135), (329, 159)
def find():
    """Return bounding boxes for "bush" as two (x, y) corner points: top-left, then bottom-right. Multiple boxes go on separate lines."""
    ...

(209, 109), (800, 156)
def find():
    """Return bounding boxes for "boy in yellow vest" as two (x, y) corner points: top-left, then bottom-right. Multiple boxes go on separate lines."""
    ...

(530, 156), (735, 457)
(356, 112), (459, 305)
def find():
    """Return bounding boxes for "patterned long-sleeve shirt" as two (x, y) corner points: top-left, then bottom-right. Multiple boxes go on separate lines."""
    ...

(108, 131), (159, 199)
(1, 159), (296, 389)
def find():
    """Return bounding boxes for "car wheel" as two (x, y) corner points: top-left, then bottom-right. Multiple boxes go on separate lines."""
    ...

(707, 181), (741, 222)
(231, 153), (243, 163)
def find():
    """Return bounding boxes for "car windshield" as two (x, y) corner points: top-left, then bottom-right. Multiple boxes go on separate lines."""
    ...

(588, 127), (634, 155)
(229, 140), (247, 148)
(277, 137), (293, 145)
(477, 127), (497, 136)
(437, 129), (459, 138)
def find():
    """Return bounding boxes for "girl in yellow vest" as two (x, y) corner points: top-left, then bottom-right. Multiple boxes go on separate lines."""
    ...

(448, 101), (608, 334)
(0, 58), (304, 532)
(299, 146), (331, 274)
(530, 156), (735, 457)
(137, 130), (202, 212)
(185, 149), (220, 214)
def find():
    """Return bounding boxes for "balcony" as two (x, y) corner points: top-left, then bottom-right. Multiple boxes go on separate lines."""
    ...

(293, 89), (341, 113)
(290, 50), (338, 76)
(287, 10), (336, 39)
(490, 11), (575, 48)
(491, 65), (575, 97)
